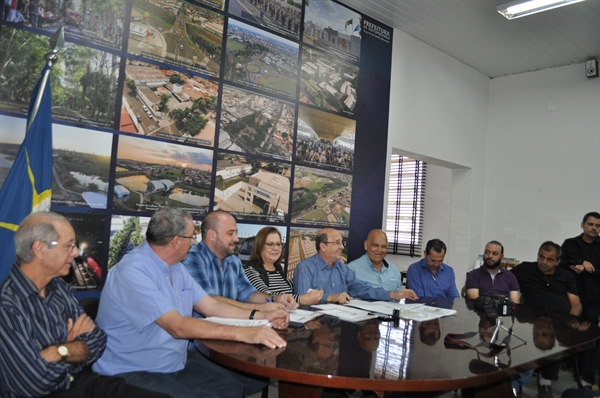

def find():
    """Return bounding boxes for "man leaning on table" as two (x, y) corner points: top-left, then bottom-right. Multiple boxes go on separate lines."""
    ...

(293, 228), (418, 304)
(348, 229), (417, 296)
(183, 210), (297, 312)
(406, 239), (460, 298)
(93, 208), (289, 398)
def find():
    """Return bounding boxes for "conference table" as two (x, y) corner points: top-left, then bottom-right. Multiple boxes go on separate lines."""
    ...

(198, 298), (600, 398)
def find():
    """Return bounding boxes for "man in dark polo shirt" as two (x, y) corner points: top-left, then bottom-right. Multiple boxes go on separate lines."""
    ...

(560, 212), (600, 322)
(511, 241), (581, 398)
(465, 240), (520, 302)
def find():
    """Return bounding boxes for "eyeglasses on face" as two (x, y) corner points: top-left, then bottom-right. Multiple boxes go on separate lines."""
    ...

(264, 242), (283, 248)
(324, 240), (345, 247)
(47, 241), (78, 251)
(176, 233), (197, 240)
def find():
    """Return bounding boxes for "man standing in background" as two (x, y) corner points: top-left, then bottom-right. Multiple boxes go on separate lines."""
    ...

(560, 212), (600, 322)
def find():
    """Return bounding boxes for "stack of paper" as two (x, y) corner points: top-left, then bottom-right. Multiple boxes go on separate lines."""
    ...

(310, 303), (376, 323)
(344, 299), (456, 321)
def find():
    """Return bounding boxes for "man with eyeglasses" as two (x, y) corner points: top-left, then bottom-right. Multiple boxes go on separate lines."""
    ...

(93, 208), (289, 398)
(348, 229), (417, 299)
(183, 210), (297, 312)
(0, 211), (171, 398)
(293, 228), (417, 304)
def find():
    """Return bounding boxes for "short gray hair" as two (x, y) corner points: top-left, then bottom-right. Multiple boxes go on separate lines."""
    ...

(146, 208), (192, 246)
(15, 212), (69, 264)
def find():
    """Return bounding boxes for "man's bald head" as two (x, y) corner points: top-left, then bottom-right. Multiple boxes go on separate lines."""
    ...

(364, 229), (388, 268)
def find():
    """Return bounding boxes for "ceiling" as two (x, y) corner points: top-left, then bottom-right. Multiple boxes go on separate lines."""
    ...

(336, 0), (600, 78)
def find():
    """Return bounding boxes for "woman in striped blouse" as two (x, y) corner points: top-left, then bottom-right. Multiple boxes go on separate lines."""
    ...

(243, 227), (323, 306)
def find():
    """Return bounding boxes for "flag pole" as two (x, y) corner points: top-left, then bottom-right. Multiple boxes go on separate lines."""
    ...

(26, 26), (64, 133)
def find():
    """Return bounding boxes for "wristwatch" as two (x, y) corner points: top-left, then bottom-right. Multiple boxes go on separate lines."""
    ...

(57, 345), (69, 361)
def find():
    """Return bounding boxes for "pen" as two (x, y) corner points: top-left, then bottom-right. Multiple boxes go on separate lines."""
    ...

(265, 298), (272, 303)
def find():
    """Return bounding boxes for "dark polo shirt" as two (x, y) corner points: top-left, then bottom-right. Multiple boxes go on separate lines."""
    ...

(465, 265), (519, 298)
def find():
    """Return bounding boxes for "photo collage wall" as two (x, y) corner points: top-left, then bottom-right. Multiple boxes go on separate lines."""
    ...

(0, 0), (393, 292)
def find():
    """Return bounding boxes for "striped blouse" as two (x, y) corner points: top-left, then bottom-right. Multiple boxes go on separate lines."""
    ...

(243, 264), (301, 304)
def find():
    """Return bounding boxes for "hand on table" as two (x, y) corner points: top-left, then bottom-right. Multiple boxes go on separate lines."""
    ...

(327, 292), (352, 304)
(300, 288), (324, 305)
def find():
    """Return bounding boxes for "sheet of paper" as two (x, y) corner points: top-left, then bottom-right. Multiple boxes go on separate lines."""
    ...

(288, 308), (324, 324)
(203, 317), (272, 328)
(344, 299), (456, 320)
(311, 304), (376, 323)
(344, 299), (424, 315)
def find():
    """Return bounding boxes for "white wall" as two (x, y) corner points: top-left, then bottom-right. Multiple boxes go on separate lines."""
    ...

(484, 63), (600, 262)
(385, 29), (490, 288)
(385, 30), (600, 290)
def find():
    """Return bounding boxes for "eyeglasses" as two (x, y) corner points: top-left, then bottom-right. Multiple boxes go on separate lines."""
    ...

(176, 234), (197, 240)
(264, 242), (283, 248)
(324, 240), (345, 247)
(47, 241), (77, 251)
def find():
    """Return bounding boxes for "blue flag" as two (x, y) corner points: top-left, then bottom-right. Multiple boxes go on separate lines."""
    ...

(0, 64), (53, 282)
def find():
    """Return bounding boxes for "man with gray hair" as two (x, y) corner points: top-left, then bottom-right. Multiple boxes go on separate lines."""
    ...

(0, 211), (170, 398)
(94, 208), (288, 398)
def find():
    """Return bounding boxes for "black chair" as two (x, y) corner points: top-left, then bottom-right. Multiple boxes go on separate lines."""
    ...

(78, 297), (99, 320)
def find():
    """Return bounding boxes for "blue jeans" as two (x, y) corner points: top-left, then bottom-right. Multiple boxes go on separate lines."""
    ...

(117, 349), (266, 398)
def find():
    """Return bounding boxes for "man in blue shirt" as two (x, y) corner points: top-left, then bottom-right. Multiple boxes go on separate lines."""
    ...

(0, 212), (169, 398)
(93, 208), (288, 398)
(183, 210), (296, 311)
(406, 239), (459, 298)
(293, 228), (417, 304)
(348, 229), (416, 298)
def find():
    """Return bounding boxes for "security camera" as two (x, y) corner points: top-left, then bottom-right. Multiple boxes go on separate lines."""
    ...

(586, 59), (598, 78)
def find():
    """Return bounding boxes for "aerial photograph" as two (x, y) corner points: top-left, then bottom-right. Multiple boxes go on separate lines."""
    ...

(127, 0), (223, 76)
(291, 165), (352, 227)
(113, 135), (213, 215)
(213, 152), (290, 222)
(218, 84), (295, 160)
(227, 0), (302, 40)
(302, 0), (361, 64)
(0, 115), (113, 209)
(0, 27), (120, 128)
(300, 46), (359, 116)
(33, 0), (128, 51)
(120, 61), (218, 146)
(295, 105), (355, 172)
(224, 18), (299, 99)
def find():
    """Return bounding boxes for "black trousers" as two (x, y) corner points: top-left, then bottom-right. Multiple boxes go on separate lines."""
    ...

(46, 369), (173, 398)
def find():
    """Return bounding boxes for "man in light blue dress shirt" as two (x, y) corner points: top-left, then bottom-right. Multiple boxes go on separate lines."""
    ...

(348, 229), (416, 297)
(93, 208), (289, 398)
(293, 228), (418, 304)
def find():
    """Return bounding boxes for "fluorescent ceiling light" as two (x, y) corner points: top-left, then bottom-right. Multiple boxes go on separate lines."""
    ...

(497, 0), (587, 19)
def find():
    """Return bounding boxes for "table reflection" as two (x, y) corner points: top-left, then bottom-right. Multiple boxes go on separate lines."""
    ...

(199, 298), (600, 394)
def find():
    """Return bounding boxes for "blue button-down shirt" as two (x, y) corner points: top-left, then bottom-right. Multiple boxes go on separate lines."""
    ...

(183, 241), (257, 302)
(347, 254), (403, 291)
(293, 253), (390, 303)
(407, 258), (459, 298)
(93, 241), (206, 375)
(0, 265), (106, 397)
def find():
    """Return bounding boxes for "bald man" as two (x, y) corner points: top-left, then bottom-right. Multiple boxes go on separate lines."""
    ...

(293, 228), (417, 304)
(348, 230), (416, 298)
